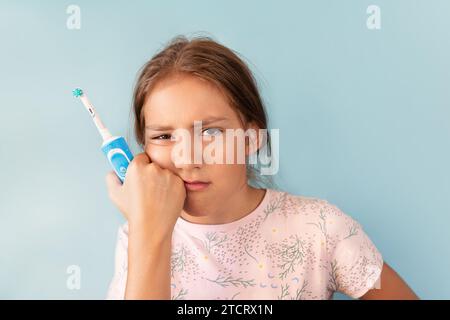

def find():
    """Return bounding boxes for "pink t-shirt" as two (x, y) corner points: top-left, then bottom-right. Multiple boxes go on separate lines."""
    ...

(106, 188), (383, 300)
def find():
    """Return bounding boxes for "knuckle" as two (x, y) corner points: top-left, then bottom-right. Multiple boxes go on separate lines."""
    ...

(135, 152), (150, 164)
(127, 160), (137, 172)
(150, 163), (162, 174)
(147, 163), (157, 174)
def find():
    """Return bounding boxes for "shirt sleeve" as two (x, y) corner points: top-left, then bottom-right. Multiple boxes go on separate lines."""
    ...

(105, 222), (129, 300)
(323, 201), (384, 299)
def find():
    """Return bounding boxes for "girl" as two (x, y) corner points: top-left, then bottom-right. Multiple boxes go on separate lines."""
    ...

(105, 35), (418, 300)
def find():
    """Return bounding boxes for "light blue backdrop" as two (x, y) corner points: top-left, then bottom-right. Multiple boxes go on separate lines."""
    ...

(1, 0), (448, 299)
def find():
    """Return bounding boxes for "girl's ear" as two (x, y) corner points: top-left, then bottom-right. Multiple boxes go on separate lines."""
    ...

(245, 121), (264, 157)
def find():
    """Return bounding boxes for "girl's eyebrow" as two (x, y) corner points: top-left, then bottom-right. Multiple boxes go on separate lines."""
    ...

(145, 116), (229, 131)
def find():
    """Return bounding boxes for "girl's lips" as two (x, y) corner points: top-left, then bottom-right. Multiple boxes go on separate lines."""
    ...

(183, 181), (210, 191)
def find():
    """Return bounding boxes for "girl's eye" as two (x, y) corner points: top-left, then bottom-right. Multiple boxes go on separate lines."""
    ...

(149, 128), (222, 141)
(202, 128), (223, 136)
(152, 134), (174, 140)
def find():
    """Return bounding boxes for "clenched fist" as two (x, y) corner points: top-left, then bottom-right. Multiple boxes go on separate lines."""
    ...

(105, 152), (186, 240)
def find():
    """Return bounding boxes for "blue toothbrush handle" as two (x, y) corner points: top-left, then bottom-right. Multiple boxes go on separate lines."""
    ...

(101, 136), (134, 183)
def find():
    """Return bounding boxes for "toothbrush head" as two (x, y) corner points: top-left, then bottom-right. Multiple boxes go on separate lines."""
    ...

(72, 88), (84, 98)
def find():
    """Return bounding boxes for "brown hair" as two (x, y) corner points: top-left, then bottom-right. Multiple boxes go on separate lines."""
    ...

(131, 34), (276, 188)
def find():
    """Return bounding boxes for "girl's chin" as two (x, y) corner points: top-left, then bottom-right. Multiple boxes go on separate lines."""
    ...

(183, 195), (212, 212)
(181, 206), (209, 219)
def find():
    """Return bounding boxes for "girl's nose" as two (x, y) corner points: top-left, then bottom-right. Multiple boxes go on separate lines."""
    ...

(171, 132), (204, 169)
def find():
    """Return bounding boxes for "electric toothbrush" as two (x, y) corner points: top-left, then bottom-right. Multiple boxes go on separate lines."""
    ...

(72, 88), (134, 183)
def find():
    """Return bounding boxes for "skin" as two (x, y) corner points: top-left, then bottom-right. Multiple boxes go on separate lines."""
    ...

(360, 263), (419, 299)
(106, 73), (418, 300)
(142, 73), (265, 225)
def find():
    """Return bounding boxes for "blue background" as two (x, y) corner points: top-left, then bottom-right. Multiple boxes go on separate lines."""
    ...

(0, 0), (448, 299)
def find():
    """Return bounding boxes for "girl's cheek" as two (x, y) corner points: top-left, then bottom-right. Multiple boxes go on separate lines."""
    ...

(144, 145), (174, 169)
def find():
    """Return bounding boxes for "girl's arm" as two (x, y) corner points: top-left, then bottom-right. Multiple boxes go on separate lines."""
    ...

(359, 262), (419, 300)
(125, 223), (173, 299)
(105, 153), (186, 300)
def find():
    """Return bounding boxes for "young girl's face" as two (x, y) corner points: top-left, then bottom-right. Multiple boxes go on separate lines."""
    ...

(142, 73), (255, 213)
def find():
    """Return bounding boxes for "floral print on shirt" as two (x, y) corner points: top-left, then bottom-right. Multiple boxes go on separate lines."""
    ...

(106, 188), (383, 300)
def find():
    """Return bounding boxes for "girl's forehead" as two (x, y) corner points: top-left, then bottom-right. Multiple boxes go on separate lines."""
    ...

(143, 75), (240, 125)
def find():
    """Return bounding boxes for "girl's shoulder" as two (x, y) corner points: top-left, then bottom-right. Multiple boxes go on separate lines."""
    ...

(267, 188), (362, 233)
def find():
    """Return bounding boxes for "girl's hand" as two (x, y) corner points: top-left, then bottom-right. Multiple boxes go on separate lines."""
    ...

(105, 152), (186, 239)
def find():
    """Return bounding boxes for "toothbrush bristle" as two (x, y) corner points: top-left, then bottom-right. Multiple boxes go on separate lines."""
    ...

(72, 88), (84, 98)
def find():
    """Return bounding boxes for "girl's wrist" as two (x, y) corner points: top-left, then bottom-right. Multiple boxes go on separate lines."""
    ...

(128, 219), (174, 246)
